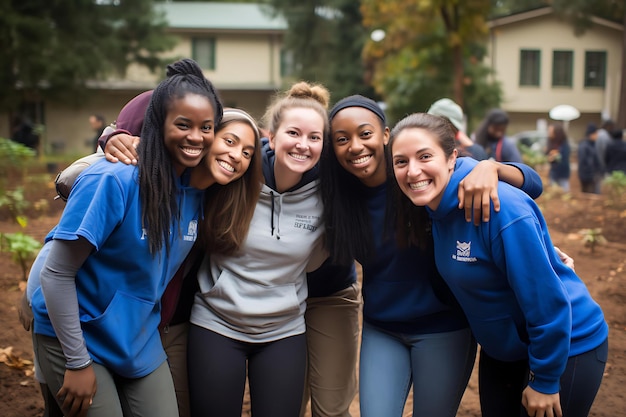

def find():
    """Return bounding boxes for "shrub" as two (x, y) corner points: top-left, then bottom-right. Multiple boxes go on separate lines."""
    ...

(519, 144), (548, 170)
(0, 188), (30, 227)
(0, 138), (36, 193)
(0, 232), (42, 281)
(603, 171), (626, 207)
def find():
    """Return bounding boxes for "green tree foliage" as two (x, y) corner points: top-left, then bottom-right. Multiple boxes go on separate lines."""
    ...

(490, 0), (548, 18)
(0, 0), (176, 111)
(361, 0), (501, 125)
(265, 0), (376, 102)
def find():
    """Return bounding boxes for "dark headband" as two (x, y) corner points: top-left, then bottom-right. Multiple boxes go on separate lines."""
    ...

(329, 95), (386, 125)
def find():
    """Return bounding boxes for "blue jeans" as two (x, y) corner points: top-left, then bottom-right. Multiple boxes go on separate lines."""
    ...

(359, 322), (476, 417)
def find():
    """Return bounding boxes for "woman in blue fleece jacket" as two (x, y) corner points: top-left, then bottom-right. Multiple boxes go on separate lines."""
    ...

(31, 59), (224, 417)
(389, 112), (608, 417)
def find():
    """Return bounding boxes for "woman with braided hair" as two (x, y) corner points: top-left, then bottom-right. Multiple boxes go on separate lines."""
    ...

(30, 58), (223, 417)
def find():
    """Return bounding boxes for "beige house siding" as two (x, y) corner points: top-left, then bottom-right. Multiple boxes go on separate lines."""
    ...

(487, 8), (623, 140)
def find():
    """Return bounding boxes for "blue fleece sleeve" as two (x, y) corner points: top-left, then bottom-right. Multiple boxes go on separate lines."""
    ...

(505, 162), (543, 199)
(492, 211), (571, 394)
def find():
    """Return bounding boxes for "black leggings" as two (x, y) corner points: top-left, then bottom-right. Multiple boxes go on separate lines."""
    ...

(479, 338), (608, 417)
(188, 324), (307, 417)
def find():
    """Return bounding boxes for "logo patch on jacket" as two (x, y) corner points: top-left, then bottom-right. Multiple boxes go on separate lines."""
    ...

(452, 241), (477, 263)
(294, 214), (319, 232)
(183, 220), (198, 241)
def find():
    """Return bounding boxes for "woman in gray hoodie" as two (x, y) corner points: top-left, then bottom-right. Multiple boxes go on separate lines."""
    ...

(188, 81), (332, 417)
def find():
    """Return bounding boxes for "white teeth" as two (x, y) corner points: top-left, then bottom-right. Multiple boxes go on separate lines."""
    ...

(351, 155), (372, 164)
(182, 147), (202, 155)
(409, 180), (430, 190)
(290, 153), (308, 161)
(217, 160), (234, 172)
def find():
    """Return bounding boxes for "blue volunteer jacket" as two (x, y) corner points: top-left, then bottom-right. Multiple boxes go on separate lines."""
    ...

(32, 159), (204, 378)
(426, 159), (608, 394)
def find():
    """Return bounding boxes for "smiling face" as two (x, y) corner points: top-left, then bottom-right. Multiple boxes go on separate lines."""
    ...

(331, 106), (389, 187)
(164, 93), (216, 176)
(269, 107), (325, 191)
(391, 127), (457, 210)
(205, 121), (257, 185)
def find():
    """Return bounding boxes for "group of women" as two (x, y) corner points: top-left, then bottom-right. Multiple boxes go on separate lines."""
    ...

(24, 58), (607, 417)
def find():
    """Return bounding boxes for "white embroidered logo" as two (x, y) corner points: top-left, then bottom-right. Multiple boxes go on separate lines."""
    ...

(183, 220), (198, 241)
(452, 241), (477, 263)
(140, 228), (148, 240)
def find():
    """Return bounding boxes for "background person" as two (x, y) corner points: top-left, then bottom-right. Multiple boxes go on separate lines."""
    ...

(88, 114), (107, 151)
(546, 123), (571, 191)
(427, 98), (488, 161)
(577, 123), (603, 194)
(11, 114), (41, 154)
(473, 108), (523, 163)
(596, 119), (614, 174)
(605, 128), (626, 175)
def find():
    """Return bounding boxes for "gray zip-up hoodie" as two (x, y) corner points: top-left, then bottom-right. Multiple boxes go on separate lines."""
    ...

(190, 138), (327, 343)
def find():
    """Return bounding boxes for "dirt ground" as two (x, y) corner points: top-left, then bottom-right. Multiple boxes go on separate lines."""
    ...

(1, 165), (625, 417)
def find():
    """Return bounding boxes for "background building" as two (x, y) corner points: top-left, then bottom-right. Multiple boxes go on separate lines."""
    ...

(487, 7), (623, 141)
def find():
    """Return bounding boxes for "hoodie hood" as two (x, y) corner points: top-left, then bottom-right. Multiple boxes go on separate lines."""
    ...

(261, 137), (320, 192)
(426, 157), (476, 220)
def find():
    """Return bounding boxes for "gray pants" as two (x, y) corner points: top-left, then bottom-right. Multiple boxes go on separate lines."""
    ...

(35, 333), (179, 417)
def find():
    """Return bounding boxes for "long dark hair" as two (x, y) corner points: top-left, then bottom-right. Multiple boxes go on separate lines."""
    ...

(473, 108), (509, 148)
(388, 113), (457, 249)
(320, 98), (388, 265)
(547, 123), (567, 153)
(138, 58), (223, 255)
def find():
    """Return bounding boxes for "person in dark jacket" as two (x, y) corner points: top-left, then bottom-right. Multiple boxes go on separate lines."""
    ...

(605, 128), (626, 175)
(473, 109), (523, 163)
(577, 123), (603, 194)
(11, 114), (40, 153)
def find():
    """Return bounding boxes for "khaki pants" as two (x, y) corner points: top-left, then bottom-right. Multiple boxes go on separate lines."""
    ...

(161, 322), (190, 417)
(301, 282), (362, 417)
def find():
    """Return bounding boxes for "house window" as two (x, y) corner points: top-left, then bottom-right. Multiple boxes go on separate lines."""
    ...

(280, 48), (294, 77)
(192, 38), (216, 70)
(520, 49), (540, 86)
(552, 50), (573, 87)
(584, 51), (606, 87)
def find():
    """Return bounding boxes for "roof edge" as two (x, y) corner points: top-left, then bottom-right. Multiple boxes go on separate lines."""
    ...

(489, 6), (623, 31)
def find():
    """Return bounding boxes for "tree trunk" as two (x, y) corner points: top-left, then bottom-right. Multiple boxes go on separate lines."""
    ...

(618, 9), (626, 128)
(453, 43), (464, 107)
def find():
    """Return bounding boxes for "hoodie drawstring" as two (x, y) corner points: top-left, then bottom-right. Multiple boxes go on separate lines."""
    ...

(270, 191), (276, 237)
(269, 191), (281, 240)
